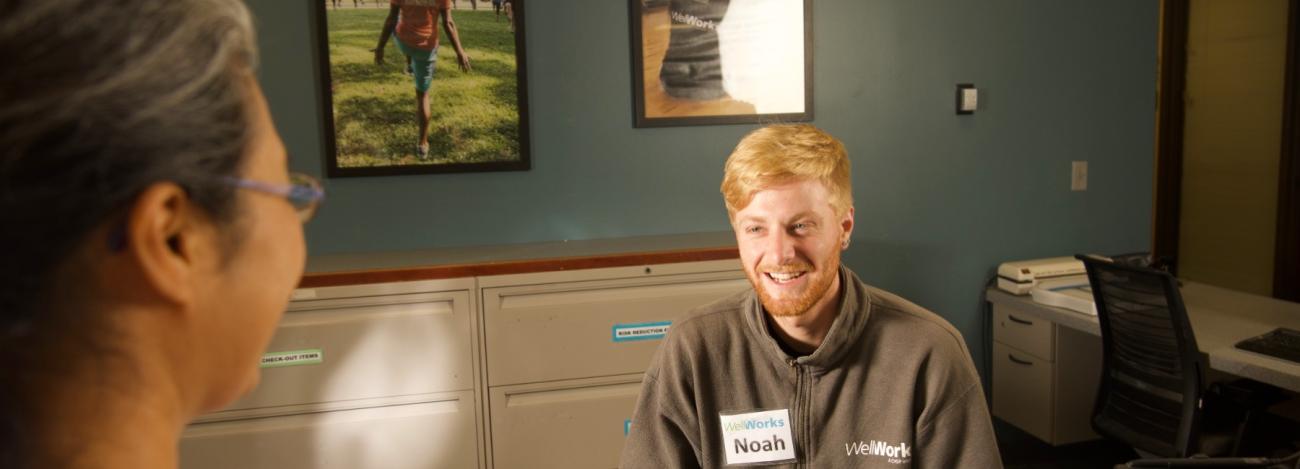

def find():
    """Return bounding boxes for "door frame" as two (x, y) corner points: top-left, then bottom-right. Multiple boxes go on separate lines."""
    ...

(1274, 0), (1300, 301)
(1152, 0), (1190, 272)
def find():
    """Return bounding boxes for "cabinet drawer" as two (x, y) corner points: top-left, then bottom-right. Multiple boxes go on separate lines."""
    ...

(181, 391), (478, 469)
(993, 303), (1054, 361)
(489, 375), (642, 469)
(225, 290), (473, 412)
(992, 342), (1053, 443)
(483, 273), (747, 386)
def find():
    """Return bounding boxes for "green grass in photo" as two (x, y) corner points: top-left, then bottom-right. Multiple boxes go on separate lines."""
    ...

(326, 7), (519, 167)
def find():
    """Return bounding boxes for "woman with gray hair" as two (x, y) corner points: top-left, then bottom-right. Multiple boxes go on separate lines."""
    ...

(0, 1), (323, 467)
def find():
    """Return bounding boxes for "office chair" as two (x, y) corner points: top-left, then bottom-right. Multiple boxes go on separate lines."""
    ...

(1077, 254), (1300, 469)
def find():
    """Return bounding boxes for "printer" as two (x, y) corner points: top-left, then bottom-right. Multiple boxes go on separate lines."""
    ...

(996, 256), (1086, 295)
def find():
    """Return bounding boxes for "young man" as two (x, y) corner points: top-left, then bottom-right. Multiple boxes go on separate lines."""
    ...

(620, 125), (1001, 468)
(374, 0), (471, 159)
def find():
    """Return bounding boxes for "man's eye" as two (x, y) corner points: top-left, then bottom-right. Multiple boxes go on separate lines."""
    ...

(745, 226), (764, 234)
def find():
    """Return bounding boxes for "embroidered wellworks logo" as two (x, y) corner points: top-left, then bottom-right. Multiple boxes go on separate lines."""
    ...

(845, 440), (912, 464)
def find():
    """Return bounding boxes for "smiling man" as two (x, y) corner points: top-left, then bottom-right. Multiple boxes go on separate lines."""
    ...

(620, 125), (1001, 468)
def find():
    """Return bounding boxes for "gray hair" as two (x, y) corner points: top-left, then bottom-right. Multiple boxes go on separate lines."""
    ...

(0, 0), (259, 329)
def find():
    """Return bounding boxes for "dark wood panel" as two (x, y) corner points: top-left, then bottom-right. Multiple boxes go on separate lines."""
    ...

(1275, 0), (1300, 301)
(298, 246), (740, 288)
(1154, 0), (1190, 272)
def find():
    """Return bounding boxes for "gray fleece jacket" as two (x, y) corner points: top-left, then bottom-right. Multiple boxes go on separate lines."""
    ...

(620, 266), (1002, 468)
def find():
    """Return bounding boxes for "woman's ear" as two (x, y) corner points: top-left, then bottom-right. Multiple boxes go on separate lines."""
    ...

(119, 182), (216, 308)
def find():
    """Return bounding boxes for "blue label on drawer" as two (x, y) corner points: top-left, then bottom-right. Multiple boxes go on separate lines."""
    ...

(612, 321), (671, 342)
(625, 419), (632, 436)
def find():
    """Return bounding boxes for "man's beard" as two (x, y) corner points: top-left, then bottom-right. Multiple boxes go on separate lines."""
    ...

(752, 254), (840, 317)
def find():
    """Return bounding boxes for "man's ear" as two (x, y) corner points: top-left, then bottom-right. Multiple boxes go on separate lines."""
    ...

(121, 182), (211, 308)
(840, 207), (855, 250)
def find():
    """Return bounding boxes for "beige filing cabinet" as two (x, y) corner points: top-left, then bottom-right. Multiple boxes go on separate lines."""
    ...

(480, 260), (748, 469)
(991, 296), (1103, 445)
(181, 278), (484, 469)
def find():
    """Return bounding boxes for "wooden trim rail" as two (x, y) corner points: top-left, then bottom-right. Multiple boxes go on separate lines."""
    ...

(299, 246), (740, 288)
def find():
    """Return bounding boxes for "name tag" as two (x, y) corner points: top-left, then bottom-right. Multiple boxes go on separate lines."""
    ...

(719, 409), (797, 466)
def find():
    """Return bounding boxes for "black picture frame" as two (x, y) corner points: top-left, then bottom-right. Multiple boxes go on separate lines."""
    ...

(629, 0), (813, 128)
(312, 0), (530, 177)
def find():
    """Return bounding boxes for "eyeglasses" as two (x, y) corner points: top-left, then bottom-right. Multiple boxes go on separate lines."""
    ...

(106, 173), (324, 251)
(226, 172), (325, 223)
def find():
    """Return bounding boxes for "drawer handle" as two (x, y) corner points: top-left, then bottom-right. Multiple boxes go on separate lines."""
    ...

(1007, 314), (1034, 326)
(1008, 354), (1034, 366)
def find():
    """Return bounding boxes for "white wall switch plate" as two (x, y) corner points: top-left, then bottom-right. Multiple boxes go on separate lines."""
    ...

(956, 84), (977, 114)
(961, 88), (978, 110)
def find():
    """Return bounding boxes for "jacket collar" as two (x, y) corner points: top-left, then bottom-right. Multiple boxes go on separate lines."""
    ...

(743, 265), (874, 372)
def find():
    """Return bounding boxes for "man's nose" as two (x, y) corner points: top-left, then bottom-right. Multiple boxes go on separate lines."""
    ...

(766, 230), (797, 264)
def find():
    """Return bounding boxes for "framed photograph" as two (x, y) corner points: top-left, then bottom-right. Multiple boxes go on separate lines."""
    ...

(629, 0), (813, 128)
(313, 0), (529, 177)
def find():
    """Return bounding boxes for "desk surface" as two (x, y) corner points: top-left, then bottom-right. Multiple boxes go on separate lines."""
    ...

(988, 282), (1300, 393)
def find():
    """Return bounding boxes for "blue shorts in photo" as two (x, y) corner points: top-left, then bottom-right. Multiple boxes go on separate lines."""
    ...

(394, 37), (437, 93)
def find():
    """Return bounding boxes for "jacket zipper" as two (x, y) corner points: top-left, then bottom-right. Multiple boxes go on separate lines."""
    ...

(791, 360), (809, 468)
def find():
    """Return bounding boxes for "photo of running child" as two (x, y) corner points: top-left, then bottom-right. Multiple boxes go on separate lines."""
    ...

(316, 0), (529, 176)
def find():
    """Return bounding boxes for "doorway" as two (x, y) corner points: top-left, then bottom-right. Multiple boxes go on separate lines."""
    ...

(1153, 0), (1300, 301)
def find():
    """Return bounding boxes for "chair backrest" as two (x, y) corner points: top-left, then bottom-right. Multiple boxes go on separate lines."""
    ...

(1077, 254), (1204, 458)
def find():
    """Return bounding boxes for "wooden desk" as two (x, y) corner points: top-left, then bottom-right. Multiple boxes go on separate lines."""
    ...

(987, 282), (1300, 445)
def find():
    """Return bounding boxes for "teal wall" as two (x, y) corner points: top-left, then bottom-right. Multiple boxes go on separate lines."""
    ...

(250, 0), (1157, 380)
